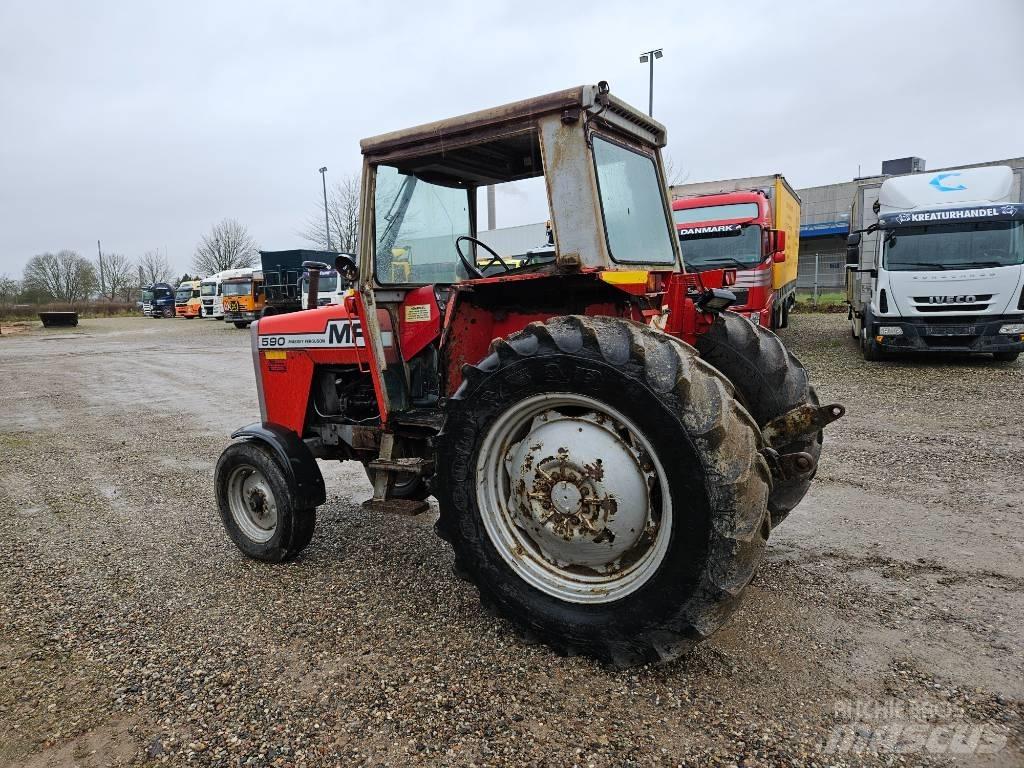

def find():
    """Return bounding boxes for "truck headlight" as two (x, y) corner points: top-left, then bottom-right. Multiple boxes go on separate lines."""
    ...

(998, 323), (1024, 334)
(878, 326), (903, 336)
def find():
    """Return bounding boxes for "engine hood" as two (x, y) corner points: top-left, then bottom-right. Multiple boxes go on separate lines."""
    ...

(885, 265), (1024, 316)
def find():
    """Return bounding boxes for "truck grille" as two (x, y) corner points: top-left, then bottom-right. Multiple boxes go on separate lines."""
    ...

(912, 294), (993, 313)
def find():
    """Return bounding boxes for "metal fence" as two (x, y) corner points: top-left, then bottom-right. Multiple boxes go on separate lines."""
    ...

(797, 251), (846, 301)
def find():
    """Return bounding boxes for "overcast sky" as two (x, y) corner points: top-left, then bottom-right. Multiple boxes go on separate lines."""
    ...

(1, 0), (1022, 278)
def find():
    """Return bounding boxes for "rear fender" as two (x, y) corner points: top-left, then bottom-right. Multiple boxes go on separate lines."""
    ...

(230, 422), (326, 509)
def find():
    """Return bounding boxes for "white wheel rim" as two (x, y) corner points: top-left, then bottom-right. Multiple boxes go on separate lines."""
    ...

(476, 393), (672, 604)
(227, 464), (279, 543)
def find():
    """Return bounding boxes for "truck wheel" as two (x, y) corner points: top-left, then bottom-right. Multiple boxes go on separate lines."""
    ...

(695, 311), (821, 527)
(860, 325), (884, 362)
(234, 321), (250, 329)
(215, 441), (316, 562)
(435, 315), (770, 667)
(994, 352), (1019, 362)
(779, 299), (790, 329)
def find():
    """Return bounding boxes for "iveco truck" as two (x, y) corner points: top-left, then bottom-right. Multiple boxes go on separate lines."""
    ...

(847, 165), (1024, 361)
(672, 175), (800, 329)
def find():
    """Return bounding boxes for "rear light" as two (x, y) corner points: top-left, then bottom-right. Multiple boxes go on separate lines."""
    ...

(879, 289), (889, 313)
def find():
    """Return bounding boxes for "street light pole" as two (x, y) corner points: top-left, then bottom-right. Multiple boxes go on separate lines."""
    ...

(639, 48), (663, 117)
(319, 166), (332, 250)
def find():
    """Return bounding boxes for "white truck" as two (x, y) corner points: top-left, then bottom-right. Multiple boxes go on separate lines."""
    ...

(846, 165), (1024, 361)
(200, 272), (225, 319)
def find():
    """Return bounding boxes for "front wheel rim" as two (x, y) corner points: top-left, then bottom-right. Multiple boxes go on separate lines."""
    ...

(226, 464), (279, 543)
(476, 393), (673, 604)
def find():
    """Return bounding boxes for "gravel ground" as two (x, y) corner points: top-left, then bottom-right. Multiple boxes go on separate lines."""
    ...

(0, 314), (1021, 767)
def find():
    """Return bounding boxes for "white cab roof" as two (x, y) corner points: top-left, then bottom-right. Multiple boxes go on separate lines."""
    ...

(879, 165), (1014, 213)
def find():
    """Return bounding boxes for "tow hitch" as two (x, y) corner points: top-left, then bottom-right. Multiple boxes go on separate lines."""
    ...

(760, 403), (845, 481)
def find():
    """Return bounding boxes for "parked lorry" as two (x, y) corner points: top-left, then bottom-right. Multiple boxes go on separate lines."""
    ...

(846, 165), (1024, 361)
(222, 269), (265, 328)
(142, 282), (175, 317)
(261, 250), (339, 316)
(213, 82), (842, 667)
(200, 273), (225, 319)
(299, 256), (359, 309)
(671, 175), (800, 329)
(175, 279), (203, 318)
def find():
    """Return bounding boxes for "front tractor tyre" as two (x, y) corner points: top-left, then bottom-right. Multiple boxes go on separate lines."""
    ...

(695, 311), (822, 527)
(435, 315), (771, 667)
(215, 441), (316, 562)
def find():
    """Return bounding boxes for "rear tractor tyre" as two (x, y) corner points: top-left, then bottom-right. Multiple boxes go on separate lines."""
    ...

(435, 315), (771, 667)
(215, 441), (316, 562)
(695, 310), (821, 528)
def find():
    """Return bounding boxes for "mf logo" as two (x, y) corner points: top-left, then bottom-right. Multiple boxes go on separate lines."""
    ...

(927, 295), (976, 304)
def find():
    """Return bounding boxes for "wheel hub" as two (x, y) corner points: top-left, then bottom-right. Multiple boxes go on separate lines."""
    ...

(505, 410), (653, 573)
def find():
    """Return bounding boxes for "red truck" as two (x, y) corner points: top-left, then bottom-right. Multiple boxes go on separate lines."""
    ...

(672, 175), (800, 329)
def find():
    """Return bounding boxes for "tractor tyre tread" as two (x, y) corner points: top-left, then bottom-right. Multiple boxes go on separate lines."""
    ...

(694, 310), (821, 527)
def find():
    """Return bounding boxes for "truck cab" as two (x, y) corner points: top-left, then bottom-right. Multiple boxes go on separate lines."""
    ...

(299, 262), (357, 309)
(672, 175), (799, 329)
(221, 269), (264, 328)
(175, 280), (203, 318)
(142, 282), (175, 318)
(848, 165), (1024, 361)
(200, 273), (225, 319)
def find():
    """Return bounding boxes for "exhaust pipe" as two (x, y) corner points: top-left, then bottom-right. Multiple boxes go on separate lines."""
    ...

(301, 260), (330, 310)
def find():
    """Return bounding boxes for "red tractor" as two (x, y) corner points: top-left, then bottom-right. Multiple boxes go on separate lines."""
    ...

(215, 83), (843, 667)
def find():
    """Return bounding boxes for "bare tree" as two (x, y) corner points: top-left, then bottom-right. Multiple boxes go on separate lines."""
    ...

(22, 251), (97, 303)
(95, 251), (135, 301)
(193, 218), (259, 274)
(664, 154), (689, 190)
(137, 250), (173, 286)
(0, 273), (19, 305)
(300, 173), (360, 254)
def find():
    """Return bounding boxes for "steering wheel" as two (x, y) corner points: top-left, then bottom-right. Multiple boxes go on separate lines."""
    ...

(455, 235), (512, 279)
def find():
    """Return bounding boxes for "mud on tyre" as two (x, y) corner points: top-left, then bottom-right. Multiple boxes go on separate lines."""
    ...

(695, 311), (822, 527)
(435, 315), (771, 667)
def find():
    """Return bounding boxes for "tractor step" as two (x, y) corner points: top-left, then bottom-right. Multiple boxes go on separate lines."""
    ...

(367, 457), (434, 476)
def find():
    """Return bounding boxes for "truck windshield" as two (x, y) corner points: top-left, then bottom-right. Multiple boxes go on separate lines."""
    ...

(303, 274), (338, 293)
(375, 165), (471, 284)
(592, 136), (676, 264)
(175, 288), (191, 302)
(673, 203), (759, 224)
(142, 290), (154, 302)
(883, 221), (1024, 271)
(201, 283), (217, 296)
(222, 281), (252, 296)
(679, 226), (763, 271)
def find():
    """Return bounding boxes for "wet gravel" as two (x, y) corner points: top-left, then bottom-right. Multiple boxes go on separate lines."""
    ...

(0, 314), (1021, 767)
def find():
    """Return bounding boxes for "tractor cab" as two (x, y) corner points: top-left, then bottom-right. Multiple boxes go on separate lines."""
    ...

(351, 82), (682, 418)
(217, 82), (841, 668)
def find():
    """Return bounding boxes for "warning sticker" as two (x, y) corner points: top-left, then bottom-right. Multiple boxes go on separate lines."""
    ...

(405, 304), (431, 322)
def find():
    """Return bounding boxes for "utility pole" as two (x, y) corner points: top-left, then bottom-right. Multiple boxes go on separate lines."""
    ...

(486, 186), (496, 230)
(639, 48), (663, 116)
(319, 166), (332, 250)
(96, 240), (104, 298)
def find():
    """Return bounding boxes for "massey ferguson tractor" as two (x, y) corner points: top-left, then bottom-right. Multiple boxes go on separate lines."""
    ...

(215, 83), (843, 667)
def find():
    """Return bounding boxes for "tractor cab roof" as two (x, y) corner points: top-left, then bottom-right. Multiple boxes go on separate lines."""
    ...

(359, 83), (667, 186)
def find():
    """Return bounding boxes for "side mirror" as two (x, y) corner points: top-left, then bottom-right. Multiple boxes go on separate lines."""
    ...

(845, 232), (861, 266)
(767, 229), (786, 262)
(335, 253), (358, 284)
(773, 250), (786, 264)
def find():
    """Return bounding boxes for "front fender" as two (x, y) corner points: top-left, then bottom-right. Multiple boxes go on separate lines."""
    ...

(230, 422), (326, 509)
